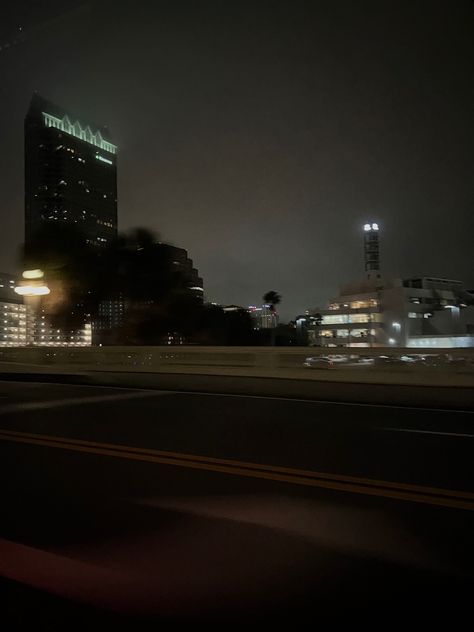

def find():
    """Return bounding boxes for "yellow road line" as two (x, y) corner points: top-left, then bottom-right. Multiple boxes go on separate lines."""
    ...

(0, 428), (473, 511)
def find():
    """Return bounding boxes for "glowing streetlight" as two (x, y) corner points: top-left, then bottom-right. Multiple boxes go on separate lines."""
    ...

(22, 269), (44, 280)
(14, 270), (51, 345)
(14, 284), (50, 296)
(15, 269), (49, 296)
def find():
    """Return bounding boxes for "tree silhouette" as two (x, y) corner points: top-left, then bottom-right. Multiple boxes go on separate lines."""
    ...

(263, 291), (281, 313)
(21, 225), (256, 345)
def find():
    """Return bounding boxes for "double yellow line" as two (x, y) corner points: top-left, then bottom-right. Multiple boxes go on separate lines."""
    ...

(0, 428), (473, 511)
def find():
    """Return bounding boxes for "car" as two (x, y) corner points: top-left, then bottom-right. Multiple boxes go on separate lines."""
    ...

(303, 356), (334, 369)
(372, 355), (405, 365)
(399, 354), (421, 363)
(356, 356), (376, 365)
(326, 354), (350, 363)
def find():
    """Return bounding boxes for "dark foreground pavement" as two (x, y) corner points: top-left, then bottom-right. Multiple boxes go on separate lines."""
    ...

(0, 379), (473, 625)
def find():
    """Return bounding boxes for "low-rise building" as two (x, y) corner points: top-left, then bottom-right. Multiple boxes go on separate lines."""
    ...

(298, 224), (474, 348)
(0, 271), (92, 347)
(301, 276), (474, 348)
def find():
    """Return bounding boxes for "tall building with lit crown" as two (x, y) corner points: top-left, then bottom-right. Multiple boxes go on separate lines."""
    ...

(25, 94), (118, 249)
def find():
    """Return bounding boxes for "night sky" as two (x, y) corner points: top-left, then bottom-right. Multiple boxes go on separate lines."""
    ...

(0, 0), (472, 320)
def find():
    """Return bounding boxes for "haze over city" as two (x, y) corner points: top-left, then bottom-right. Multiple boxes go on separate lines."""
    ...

(0, 0), (472, 319)
(1, 2), (474, 626)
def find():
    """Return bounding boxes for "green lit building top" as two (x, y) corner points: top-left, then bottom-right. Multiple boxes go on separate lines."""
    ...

(25, 94), (118, 250)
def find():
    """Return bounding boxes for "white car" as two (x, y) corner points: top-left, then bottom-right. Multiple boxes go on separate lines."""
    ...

(303, 356), (334, 369)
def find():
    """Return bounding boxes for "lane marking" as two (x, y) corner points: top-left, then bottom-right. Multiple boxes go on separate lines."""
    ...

(0, 428), (473, 511)
(0, 390), (170, 414)
(383, 427), (474, 439)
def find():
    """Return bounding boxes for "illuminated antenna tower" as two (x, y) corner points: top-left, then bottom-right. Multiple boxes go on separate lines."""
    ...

(363, 222), (381, 279)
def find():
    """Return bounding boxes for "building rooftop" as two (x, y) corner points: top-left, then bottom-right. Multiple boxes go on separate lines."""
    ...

(26, 93), (115, 145)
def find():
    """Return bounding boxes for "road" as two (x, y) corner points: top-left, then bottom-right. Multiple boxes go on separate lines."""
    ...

(0, 379), (473, 625)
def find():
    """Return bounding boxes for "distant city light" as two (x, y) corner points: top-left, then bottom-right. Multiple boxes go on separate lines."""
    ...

(22, 269), (44, 279)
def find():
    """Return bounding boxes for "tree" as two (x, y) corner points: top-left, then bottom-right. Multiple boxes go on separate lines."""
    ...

(21, 224), (259, 346)
(263, 291), (281, 312)
(21, 225), (201, 344)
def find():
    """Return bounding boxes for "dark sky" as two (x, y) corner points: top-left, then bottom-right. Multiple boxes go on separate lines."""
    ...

(0, 0), (472, 319)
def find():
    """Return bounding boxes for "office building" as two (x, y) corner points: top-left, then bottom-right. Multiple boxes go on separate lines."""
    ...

(248, 304), (278, 329)
(0, 304), (91, 347)
(1, 271), (91, 347)
(25, 94), (118, 249)
(0, 298), (27, 347)
(298, 224), (474, 348)
(0, 273), (18, 301)
(158, 243), (204, 300)
(32, 311), (92, 346)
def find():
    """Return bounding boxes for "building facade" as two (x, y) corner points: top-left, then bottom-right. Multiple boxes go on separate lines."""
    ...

(0, 273), (18, 301)
(297, 223), (474, 348)
(30, 309), (91, 347)
(2, 271), (91, 347)
(158, 243), (204, 301)
(300, 276), (474, 348)
(248, 304), (278, 329)
(25, 94), (118, 249)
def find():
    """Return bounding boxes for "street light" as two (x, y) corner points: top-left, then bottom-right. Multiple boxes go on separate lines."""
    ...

(14, 284), (50, 296)
(21, 269), (45, 280)
(14, 270), (50, 345)
(364, 222), (379, 232)
(14, 269), (50, 296)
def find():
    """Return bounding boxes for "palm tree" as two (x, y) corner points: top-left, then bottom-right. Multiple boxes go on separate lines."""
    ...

(263, 291), (281, 345)
(263, 291), (281, 313)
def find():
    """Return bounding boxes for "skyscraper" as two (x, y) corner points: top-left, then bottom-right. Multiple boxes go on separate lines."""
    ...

(25, 94), (118, 249)
(158, 243), (204, 301)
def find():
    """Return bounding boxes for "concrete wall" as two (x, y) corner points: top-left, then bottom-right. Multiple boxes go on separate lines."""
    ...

(0, 344), (473, 373)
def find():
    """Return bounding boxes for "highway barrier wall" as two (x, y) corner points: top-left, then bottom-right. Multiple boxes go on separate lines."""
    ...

(0, 346), (473, 409)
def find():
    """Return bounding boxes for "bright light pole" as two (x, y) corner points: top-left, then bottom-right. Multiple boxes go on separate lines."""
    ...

(14, 269), (50, 345)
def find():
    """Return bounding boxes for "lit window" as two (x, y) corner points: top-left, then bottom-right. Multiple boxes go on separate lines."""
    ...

(349, 314), (370, 323)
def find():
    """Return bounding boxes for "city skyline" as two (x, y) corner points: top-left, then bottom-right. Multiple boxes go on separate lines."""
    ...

(0, 0), (472, 320)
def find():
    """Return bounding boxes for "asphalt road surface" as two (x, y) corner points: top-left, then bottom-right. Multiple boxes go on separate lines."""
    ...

(0, 379), (473, 625)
